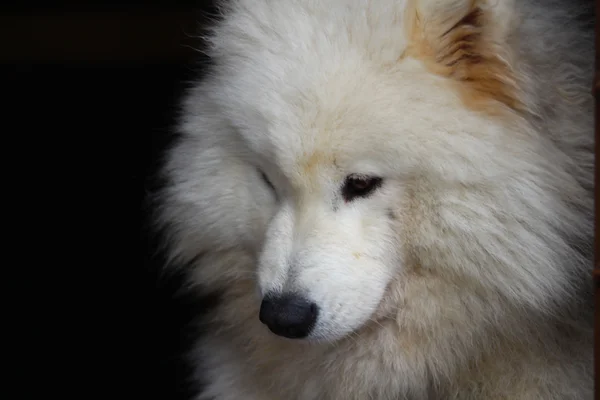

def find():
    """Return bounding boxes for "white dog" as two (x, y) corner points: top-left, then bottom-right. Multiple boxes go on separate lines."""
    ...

(156, 0), (594, 398)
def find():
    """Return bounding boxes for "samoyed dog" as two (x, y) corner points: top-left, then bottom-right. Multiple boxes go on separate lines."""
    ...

(156, 0), (594, 398)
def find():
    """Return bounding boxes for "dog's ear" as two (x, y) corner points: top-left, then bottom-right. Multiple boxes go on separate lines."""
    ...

(406, 0), (523, 113)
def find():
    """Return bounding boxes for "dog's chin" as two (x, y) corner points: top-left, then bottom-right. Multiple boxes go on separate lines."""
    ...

(262, 322), (357, 345)
(305, 324), (367, 345)
(310, 313), (392, 345)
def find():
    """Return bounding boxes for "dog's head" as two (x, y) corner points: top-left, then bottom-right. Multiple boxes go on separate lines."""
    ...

(169, 0), (591, 344)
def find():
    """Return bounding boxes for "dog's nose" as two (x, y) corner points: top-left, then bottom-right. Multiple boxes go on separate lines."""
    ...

(259, 294), (318, 339)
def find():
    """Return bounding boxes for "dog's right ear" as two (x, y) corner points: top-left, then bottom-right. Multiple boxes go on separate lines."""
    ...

(405, 0), (523, 113)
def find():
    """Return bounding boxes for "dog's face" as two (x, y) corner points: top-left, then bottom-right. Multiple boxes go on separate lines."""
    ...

(229, 55), (517, 341)
(252, 88), (409, 341)
(175, 0), (588, 344)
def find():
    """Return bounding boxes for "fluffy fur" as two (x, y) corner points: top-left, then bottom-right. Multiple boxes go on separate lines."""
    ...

(156, 0), (594, 398)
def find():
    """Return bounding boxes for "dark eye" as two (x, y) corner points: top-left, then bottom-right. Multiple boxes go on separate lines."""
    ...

(259, 170), (276, 194)
(342, 174), (383, 202)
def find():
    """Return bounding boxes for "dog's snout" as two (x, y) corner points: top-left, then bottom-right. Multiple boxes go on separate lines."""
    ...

(259, 294), (318, 339)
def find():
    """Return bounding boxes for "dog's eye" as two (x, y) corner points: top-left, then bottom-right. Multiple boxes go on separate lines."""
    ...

(259, 170), (276, 194)
(342, 174), (383, 202)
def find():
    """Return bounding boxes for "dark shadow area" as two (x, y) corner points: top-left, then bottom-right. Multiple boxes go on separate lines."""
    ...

(5, 2), (219, 399)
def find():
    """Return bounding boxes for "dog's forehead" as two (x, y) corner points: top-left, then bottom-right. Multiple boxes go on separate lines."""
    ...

(253, 70), (426, 160)
(232, 53), (489, 186)
(261, 126), (345, 188)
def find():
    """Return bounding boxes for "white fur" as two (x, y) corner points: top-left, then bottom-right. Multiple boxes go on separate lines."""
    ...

(157, 0), (594, 398)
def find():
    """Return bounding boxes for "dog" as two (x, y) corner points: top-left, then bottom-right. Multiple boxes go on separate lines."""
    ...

(155, 0), (594, 398)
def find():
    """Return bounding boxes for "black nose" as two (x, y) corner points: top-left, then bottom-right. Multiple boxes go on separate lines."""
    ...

(259, 294), (318, 339)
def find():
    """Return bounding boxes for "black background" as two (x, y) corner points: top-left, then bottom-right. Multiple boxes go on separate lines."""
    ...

(5, 2), (219, 399)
